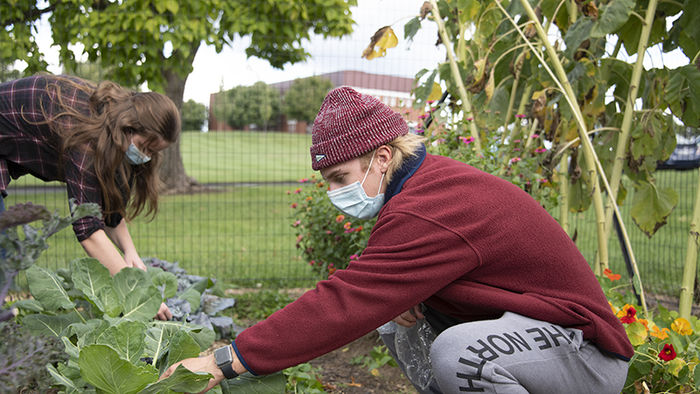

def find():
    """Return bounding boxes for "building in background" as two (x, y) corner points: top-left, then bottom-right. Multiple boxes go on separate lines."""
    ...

(208, 70), (423, 133)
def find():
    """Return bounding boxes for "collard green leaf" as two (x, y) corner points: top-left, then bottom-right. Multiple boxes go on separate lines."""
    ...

(47, 363), (82, 393)
(12, 298), (44, 313)
(121, 285), (161, 321)
(630, 181), (679, 238)
(179, 287), (202, 312)
(145, 322), (180, 367)
(72, 318), (109, 348)
(78, 344), (158, 394)
(140, 364), (212, 394)
(95, 321), (148, 364)
(71, 257), (118, 315)
(26, 265), (74, 311)
(220, 372), (287, 394)
(61, 336), (80, 359)
(163, 331), (201, 375)
(113, 267), (149, 300)
(21, 311), (83, 337)
(150, 270), (178, 299)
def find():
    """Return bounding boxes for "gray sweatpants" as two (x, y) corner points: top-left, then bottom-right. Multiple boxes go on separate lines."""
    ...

(381, 312), (629, 394)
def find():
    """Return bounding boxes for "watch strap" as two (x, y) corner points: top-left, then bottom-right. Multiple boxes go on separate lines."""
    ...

(220, 362), (238, 380)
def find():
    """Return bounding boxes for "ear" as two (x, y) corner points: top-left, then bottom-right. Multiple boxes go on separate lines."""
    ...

(375, 145), (392, 173)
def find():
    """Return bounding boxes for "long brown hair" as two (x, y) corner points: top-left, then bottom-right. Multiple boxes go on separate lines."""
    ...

(45, 75), (180, 221)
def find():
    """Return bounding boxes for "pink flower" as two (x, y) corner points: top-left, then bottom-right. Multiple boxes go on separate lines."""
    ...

(294, 188), (302, 194)
(466, 117), (474, 121)
(534, 147), (547, 153)
(325, 230), (332, 235)
(290, 203), (298, 208)
(416, 128), (425, 134)
(459, 136), (474, 144)
(538, 178), (548, 183)
(309, 260), (316, 266)
(531, 134), (540, 139)
(513, 148), (521, 152)
(292, 220), (301, 227)
(427, 100), (435, 104)
(298, 178), (309, 183)
(510, 157), (521, 164)
(515, 114), (526, 119)
(513, 139), (521, 143)
(418, 114), (428, 119)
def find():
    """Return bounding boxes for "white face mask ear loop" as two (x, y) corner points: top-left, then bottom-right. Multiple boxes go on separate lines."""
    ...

(377, 172), (385, 195)
(360, 151), (376, 186)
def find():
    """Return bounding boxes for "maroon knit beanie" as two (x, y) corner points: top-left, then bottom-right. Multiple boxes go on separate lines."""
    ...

(310, 87), (409, 170)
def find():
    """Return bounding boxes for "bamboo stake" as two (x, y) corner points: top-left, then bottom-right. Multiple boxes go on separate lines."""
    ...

(602, 0), (659, 256)
(429, 0), (483, 155)
(679, 168), (700, 318)
(559, 152), (570, 236)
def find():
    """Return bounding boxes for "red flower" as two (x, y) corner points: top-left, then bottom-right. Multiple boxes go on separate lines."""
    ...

(617, 305), (637, 324)
(659, 344), (676, 361)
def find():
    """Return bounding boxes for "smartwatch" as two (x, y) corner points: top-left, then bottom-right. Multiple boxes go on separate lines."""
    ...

(213, 345), (239, 380)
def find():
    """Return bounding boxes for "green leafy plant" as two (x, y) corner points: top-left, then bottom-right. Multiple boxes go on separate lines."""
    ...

(600, 269), (700, 393)
(231, 290), (295, 321)
(289, 176), (375, 277)
(16, 258), (216, 393)
(350, 345), (398, 377)
(284, 363), (326, 393)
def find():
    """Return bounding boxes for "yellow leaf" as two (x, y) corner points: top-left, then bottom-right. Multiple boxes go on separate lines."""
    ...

(485, 71), (495, 100)
(361, 26), (398, 60)
(625, 321), (648, 346)
(667, 357), (686, 377)
(370, 368), (380, 377)
(427, 83), (442, 102)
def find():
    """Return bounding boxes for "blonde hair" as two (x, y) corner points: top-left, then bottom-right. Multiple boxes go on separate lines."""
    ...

(359, 133), (427, 184)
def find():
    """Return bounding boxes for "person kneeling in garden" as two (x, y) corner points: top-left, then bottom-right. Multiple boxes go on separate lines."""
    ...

(162, 87), (633, 393)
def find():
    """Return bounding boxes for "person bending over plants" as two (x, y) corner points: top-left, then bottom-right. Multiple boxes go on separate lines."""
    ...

(162, 87), (633, 393)
(0, 74), (179, 320)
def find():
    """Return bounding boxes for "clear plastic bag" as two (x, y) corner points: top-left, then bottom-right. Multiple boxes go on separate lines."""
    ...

(394, 318), (437, 390)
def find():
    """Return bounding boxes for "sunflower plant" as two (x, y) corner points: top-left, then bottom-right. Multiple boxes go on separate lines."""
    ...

(600, 269), (700, 393)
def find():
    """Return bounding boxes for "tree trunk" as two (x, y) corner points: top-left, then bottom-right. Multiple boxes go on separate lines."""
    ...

(159, 43), (202, 194)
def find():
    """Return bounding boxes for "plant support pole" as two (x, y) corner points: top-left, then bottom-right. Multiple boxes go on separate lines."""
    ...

(679, 168), (700, 318)
(429, 0), (483, 155)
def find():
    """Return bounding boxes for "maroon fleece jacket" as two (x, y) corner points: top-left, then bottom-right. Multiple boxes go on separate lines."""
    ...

(233, 152), (633, 375)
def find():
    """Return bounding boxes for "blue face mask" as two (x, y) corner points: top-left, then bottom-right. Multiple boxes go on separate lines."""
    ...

(125, 142), (151, 165)
(327, 153), (385, 220)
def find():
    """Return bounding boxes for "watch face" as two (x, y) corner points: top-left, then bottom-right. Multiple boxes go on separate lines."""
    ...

(215, 346), (232, 365)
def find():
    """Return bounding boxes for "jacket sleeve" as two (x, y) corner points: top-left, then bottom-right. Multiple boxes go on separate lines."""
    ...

(232, 211), (480, 375)
(64, 150), (107, 241)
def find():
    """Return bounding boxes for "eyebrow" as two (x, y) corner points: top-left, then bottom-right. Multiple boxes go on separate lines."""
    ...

(323, 169), (346, 181)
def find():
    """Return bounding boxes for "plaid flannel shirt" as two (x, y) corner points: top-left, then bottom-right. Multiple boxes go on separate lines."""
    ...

(0, 75), (122, 241)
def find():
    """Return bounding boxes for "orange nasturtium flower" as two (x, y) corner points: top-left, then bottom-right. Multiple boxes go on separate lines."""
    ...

(671, 318), (693, 336)
(609, 302), (619, 315)
(650, 325), (670, 340)
(659, 343), (677, 361)
(603, 268), (621, 281)
(617, 304), (637, 324)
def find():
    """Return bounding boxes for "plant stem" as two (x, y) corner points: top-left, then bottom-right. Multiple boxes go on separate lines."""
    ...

(559, 152), (570, 235)
(429, 0), (483, 154)
(679, 168), (700, 318)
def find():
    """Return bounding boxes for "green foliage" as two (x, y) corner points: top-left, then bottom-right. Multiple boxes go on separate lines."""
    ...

(15, 258), (218, 393)
(600, 270), (700, 393)
(284, 363), (326, 393)
(288, 176), (375, 278)
(212, 82), (281, 130)
(350, 345), (398, 376)
(282, 76), (335, 124)
(231, 290), (295, 321)
(182, 99), (208, 131)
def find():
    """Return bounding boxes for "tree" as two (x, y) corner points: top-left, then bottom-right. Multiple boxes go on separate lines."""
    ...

(181, 99), (207, 132)
(212, 82), (281, 131)
(1, 0), (356, 192)
(283, 76), (334, 124)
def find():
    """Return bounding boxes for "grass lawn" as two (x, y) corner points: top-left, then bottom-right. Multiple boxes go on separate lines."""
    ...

(5, 131), (317, 285)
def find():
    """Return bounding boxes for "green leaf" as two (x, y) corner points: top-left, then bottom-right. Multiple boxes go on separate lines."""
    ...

(163, 331), (202, 374)
(26, 265), (74, 311)
(220, 372), (287, 393)
(404, 16), (421, 42)
(630, 181), (679, 238)
(179, 287), (202, 311)
(22, 311), (83, 337)
(47, 363), (81, 393)
(150, 270), (178, 299)
(12, 298), (44, 313)
(72, 318), (109, 348)
(141, 364), (212, 394)
(71, 257), (117, 314)
(590, 0), (634, 38)
(95, 320), (148, 364)
(563, 18), (593, 60)
(114, 268), (161, 321)
(79, 344), (158, 394)
(145, 322), (180, 368)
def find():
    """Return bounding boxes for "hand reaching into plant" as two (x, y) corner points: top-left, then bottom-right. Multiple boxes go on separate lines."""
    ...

(160, 354), (225, 392)
(393, 304), (424, 327)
